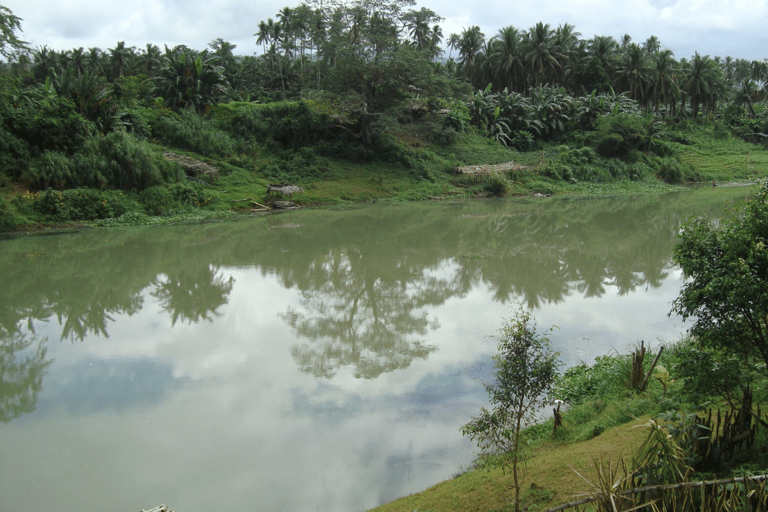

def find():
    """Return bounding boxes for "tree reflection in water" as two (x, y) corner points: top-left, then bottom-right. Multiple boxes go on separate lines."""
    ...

(283, 250), (470, 379)
(152, 265), (235, 325)
(0, 332), (52, 423)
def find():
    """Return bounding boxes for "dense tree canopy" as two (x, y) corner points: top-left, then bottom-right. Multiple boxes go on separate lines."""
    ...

(672, 183), (768, 374)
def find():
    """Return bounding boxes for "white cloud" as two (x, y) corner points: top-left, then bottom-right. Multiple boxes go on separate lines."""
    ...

(4, 0), (766, 59)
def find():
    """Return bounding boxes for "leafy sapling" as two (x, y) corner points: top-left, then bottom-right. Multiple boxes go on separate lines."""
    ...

(462, 306), (561, 512)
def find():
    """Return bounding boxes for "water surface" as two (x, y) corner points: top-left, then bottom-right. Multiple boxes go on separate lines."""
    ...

(0, 187), (752, 512)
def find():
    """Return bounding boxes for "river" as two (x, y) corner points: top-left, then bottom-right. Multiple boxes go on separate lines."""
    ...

(0, 186), (753, 512)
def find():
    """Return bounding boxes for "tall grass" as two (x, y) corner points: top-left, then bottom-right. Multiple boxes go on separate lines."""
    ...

(23, 131), (182, 191)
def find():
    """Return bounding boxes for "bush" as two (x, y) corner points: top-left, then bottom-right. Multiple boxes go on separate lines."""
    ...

(32, 188), (138, 222)
(462, 308), (561, 512)
(552, 353), (631, 404)
(657, 159), (685, 183)
(222, 101), (327, 149)
(510, 130), (535, 151)
(594, 114), (649, 158)
(8, 95), (95, 156)
(25, 132), (182, 191)
(0, 125), (31, 179)
(596, 133), (624, 158)
(25, 151), (84, 190)
(0, 195), (18, 231)
(139, 182), (215, 215)
(151, 110), (239, 158)
(484, 175), (510, 196)
(431, 127), (458, 146)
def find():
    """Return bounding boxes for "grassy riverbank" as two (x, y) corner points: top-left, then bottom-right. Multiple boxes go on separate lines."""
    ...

(1, 105), (767, 233)
(371, 338), (768, 512)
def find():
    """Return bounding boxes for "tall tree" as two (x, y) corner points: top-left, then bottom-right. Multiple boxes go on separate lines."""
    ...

(680, 52), (721, 119)
(108, 41), (135, 81)
(615, 43), (652, 104)
(649, 49), (679, 113)
(523, 22), (563, 87)
(643, 35), (660, 55)
(456, 25), (486, 78)
(489, 26), (524, 92)
(0, 5), (27, 60)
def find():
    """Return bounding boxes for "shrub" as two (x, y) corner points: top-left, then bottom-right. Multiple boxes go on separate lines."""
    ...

(431, 127), (458, 146)
(0, 195), (17, 231)
(223, 101), (327, 149)
(8, 95), (95, 156)
(552, 353), (631, 404)
(25, 151), (85, 190)
(79, 131), (181, 190)
(151, 110), (238, 158)
(594, 114), (649, 158)
(462, 307), (561, 512)
(657, 159), (698, 184)
(0, 125), (30, 179)
(24, 132), (182, 191)
(32, 188), (137, 222)
(510, 130), (535, 151)
(139, 182), (215, 215)
(596, 133), (624, 158)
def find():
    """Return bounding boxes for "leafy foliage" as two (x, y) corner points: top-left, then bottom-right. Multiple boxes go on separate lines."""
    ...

(672, 183), (768, 376)
(31, 188), (138, 221)
(552, 353), (630, 404)
(0, 5), (27, 59)
(24, 131), (182, 191)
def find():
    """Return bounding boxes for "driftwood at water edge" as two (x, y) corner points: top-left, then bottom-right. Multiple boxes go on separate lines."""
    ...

(141, 506), (174, 512)
(233, 197), (271, 212)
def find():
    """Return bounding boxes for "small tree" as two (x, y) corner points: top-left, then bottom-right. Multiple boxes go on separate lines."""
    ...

(462, 307), (561, 512)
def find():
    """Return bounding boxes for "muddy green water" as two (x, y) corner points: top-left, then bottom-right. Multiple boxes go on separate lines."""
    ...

(0, 187), (753, 512)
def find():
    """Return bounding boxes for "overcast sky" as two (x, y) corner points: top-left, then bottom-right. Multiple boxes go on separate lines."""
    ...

(4, 0), (767, 62)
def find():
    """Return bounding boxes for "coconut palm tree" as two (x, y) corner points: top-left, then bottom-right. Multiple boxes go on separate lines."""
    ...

(489, 26), (524, 92)
(32, 45), (55, 82)
(615, 43), (652, 105)
(428, 24), (444, 60)
(139, 43), (162, 77)
(522, 22), (563, 87)
(446, 33), (460, 61)
(553, 23), (581, 86)
(620, 34), (632, 49)
(649, 49), (679, 113)
(108, 41), (135, 81)
(589, 35), (618, 73)
(87, 47), (103, 74)
(734, 80), (760, 116)
(70, 47), (86, 77)
(680, 52), (722, 119)
(456, 26), (485, 78)
(643, 35), (660, 55)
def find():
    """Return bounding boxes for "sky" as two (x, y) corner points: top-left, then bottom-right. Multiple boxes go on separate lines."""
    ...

(4, 0), (768, 62)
